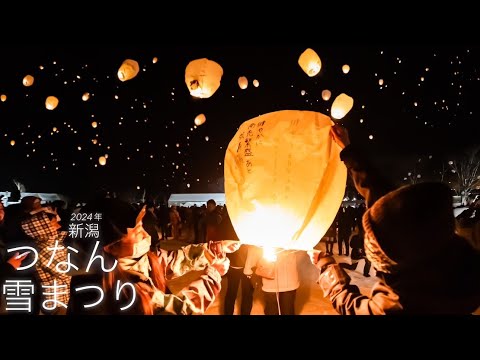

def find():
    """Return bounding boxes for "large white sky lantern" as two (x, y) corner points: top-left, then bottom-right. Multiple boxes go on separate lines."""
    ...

(185, 58), (223, 99)
(238, 76), (249, 90)
(225, 110), (348, 251)
(118, 59), (140, 82)
(331, 93), (354, 120)
(298, 48), (322, 77)
(45, 96), (59, 110)
(23, 75), (34, 87)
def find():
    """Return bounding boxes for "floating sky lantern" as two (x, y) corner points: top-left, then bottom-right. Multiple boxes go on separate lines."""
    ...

(1, 94), (6, 102)
(185, 58), (223, 99)
(298, 48), (322, 77)
(342, 65), (351, 74)
(152, 57), (158, 64)
(379, 79), (384, 86)
(225, 110), (347, 251)
(322, 90), (332, 101)
(23, 75), (34, 87)
(10, 140), (15, 146)
(45, 96), (59, 110)
(99, 156), (107, 166)
(301, 90), (306, 96)
(82, 92), (90, 101)
(92, 121), (98, 128)
(253, 79), (260, 88)
(195, 114), (206, 126)
(238, 76), (249, 90)
(118, 59), (140, 82)
(331, 93), (354, 121)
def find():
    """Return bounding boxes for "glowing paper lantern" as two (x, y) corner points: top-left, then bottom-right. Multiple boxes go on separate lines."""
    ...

(82, 92), (90, 101)
(92, 121), (98, 128)
(185, 58), (223, 99)
(331, 93), (354, 120)
(152, 57), (158, 64)
(1, 95), (6, 102)
(45, 96), (59, 110)
(118, 59), (140, 82)
(195, 114), (206, 126)
(23, 75), (35, 87)
(253, 79), (260, 88)
(10, 140), (15, 146)
(298, 48), (322, 77)
(379, 79), (384, 86)
(342, 65), (351, 74)
(322, 90), (332, 101)
(238, 76), (249, 90)
(99, 156), (107, 166)
(301, 90), (306, 96)
(225, 110), (347, 251)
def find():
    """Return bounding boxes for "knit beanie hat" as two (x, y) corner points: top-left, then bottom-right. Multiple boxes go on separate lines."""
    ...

(363, 182), (455, 273)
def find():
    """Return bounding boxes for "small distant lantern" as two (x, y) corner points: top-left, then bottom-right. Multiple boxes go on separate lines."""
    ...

(99, 156), (107, 166)
(185, 58), (224, 99)
(1, 94), (7, 102)
(253, 79), (260, 88)
(195, 114), (207, 126)
(342, 65), (351, 74)
(298, 48), (322, 77)
(331, 93), (354, 121)
(82, 92), (90, 101)
(23, 75), (35, 87)
(322, 90), (332, 101)
(45, 96), (59, 110)
(118, 59), (140, 82)
(238, 76), (249, 90)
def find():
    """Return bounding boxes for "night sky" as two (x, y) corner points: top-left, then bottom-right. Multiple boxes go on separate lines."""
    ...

(1, 44), (478, 202)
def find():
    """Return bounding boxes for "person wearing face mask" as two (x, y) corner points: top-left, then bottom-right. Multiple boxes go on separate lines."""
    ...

(102, 206), (237, 315)
(20, 209), (71, 315)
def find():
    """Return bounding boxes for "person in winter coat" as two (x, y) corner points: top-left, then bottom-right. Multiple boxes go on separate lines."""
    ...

(314, 124), (480, 315)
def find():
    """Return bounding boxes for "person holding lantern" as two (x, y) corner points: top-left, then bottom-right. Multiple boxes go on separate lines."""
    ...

(313, 124), (480, 314)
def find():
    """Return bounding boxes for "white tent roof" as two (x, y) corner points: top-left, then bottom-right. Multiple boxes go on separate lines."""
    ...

(168, 193), (226, 207)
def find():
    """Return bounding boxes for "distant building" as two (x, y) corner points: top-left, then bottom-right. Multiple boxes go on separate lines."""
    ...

(1, 191), (69, 207)
(168, 193), (226, 207)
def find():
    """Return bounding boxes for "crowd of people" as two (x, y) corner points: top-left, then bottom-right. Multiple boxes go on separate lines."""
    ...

(1, 124), (479, 315)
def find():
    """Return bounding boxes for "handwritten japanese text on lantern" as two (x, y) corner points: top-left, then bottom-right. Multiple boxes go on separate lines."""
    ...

(224, 110), (347, 251)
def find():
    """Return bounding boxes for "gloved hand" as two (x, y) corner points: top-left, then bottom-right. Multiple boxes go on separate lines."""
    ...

(308, 250), (337, 273)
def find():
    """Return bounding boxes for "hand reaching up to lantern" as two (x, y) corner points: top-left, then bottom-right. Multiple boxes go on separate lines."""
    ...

(331, 124), (351, 150)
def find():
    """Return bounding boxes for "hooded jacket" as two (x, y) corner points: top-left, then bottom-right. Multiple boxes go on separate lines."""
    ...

(318, 145), (480, 315)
